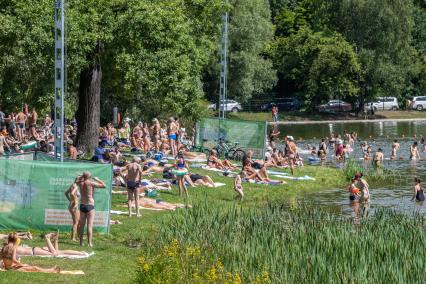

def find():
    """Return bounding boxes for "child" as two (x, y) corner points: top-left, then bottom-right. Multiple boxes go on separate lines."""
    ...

(234, 172), (244, 201)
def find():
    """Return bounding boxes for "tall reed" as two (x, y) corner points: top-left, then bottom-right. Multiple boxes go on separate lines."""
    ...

(159, 202), (426, 283)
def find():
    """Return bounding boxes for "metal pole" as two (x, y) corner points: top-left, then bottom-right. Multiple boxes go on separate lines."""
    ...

(54, 0), (65, 162)
(219, 12), (229, 119)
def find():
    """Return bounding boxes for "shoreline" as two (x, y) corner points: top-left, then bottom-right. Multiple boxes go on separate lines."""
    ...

(268, 118), (426, 125)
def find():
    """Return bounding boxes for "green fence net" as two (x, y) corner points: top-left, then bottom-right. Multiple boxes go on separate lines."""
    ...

(195, 118), (267, 158)
(0, 160), (112, 233)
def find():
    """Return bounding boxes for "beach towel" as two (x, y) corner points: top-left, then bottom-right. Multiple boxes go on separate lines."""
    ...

(213, 182), (226, 187)
(243, 179), (282, 186)
(272, 174), (316, 181)
(267, 170), (289, 175)
(0, 269), (85, 275)
(37, 252), (95, 259)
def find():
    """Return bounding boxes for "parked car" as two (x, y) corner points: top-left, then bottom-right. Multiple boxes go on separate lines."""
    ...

(317, 100), (352, 112)
(208, 100), (243, 112)
(411, 96), (426, 110)
(372, 97), (399, 111)
(260, 98), (301, 111)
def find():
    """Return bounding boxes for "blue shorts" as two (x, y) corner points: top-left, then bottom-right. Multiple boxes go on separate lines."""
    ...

(168, 134), (177, 140)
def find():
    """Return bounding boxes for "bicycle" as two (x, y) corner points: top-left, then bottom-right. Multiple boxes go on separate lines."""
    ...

(213, 138), (246, 161)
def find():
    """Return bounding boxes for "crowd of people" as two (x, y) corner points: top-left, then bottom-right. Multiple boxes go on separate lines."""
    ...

(5, 104), (426, 274)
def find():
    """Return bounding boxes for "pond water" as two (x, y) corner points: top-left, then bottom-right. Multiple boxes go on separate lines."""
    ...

(274, 120), (426, 218)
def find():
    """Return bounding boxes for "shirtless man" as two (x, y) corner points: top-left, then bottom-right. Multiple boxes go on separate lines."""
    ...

(15, 110), (27, 141)
(390, 139), (400, 160)
(28, 108), (38, 139)
(285, 136), (297, 175)
(373, 148), (384, 167)
(123, 157), (144, 217)
(167, 117), (178, 157)
(77, 172), (106, 247)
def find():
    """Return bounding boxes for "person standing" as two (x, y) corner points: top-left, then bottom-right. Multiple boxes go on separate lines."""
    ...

(77, 172), (106, 247)
(65, 176), (82, 241)
(16, 109), (27, 141)
(411, 178), (425, 202)
(123, 157), (144, 217)
(272, 105), (279, 122)
(28, 108), (38, 139)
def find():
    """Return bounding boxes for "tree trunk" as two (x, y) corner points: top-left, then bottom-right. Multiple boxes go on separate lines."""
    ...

(75, 45), (102, 154)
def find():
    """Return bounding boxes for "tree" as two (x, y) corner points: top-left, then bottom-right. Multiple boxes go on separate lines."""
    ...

(272, 28), (361, 109)
(227, 0), (277, 102)
(318, 0), (415, 102)
(0, 0), (226, 153)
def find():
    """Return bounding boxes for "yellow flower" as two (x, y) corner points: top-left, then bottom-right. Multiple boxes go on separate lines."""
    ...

(233, 273), (242, 284)
(143, 263), (150, 272)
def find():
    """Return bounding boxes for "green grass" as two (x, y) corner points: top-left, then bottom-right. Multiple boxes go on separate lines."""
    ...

(0, 165), (344, 283)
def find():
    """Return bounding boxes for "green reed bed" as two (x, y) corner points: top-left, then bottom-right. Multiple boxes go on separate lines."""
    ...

(158, 203), (426, 283)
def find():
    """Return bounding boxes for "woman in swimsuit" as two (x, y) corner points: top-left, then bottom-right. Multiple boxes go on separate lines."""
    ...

(285, 136), (297, 175)
(411, 178), (425, 202)
(65, 177), (81, 241)
(207, 149), (235, 170)
(189, 173), (215, 187)
(1, 233), (60, 273)
(150, 119), (161, 151)
(172, 152), (189, 197)
(142, 122), (151, 153)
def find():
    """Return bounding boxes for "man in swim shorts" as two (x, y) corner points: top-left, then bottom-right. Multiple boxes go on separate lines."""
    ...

(77, 172), (106, 247)
(124, 157), (144, 217)
(15, 110), (27, 141)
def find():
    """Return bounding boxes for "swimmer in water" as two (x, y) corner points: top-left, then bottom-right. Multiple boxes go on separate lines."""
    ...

(357, 173), (370, 203)
(411, 177), (425, 202)
(348, 178), (360, 202)
(373, 148), (384, 167)
(410, 142), (420, 161)
(364, 146), (372, 161)
(390, 139), (400, 160)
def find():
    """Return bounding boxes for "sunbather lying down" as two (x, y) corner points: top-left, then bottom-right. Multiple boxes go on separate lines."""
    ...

(16, 232), (88, 257)
(0, 232), (32, 240)
(121, 198), (188, 211)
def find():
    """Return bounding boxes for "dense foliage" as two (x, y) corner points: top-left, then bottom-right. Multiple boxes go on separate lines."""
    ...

(1, 0), (426, 133)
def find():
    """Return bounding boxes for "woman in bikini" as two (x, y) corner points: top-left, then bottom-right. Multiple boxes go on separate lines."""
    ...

(65, 176), (81, 241)
(207, 149), (235, 170)
(142, 122), (151, 153)
(171, 152), (189, 197)
(14, 232), (87, 257)
(1, 233), (60, 273)
(150, 118), (161, 152)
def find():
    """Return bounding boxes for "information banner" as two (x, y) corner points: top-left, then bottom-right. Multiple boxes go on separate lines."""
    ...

(0, 160), (112, 233)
